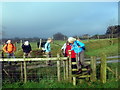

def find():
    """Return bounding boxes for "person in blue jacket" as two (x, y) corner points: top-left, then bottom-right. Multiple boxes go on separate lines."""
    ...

(68, 37), (86, 73)
(45, 38), (53, 65)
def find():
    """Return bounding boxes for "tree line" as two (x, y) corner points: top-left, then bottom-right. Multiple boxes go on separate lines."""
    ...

(1, 25), (120, 43)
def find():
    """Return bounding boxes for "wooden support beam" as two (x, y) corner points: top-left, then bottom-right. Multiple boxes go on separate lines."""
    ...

(100, 53), (107, 83)
(90, 56), (97, 82)
(116, 68), (118, 81)
(39, 39), (42, 49)
(66, 59), (69, 80)
(23, 56), (27, 83)
(20, 61), (23, 81)
(20, 40), (22, 48)
(73, 77), (76, 86)
(68, 50), (72, 82)
(0, 57), (68, 61)
(107, 66), (115, 74)
(57, 54), (61, 81)
(3, 69), (10, 77)
(63, 60), (66, 80)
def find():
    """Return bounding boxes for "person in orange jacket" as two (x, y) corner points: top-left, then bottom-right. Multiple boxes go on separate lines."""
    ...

(3, 40), (16, 64)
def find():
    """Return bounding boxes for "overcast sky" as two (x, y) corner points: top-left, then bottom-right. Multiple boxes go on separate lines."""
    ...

(0, 2), (118, 38)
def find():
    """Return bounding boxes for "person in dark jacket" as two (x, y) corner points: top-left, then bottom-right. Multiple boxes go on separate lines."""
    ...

(22, 41), (32, 58)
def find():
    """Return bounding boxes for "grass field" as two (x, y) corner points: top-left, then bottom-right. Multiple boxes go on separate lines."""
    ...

(13, 38), (119, 58)
(0, 38), (119, 58)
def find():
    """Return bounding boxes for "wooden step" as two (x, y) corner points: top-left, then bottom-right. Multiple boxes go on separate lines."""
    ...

(72, 69), (78, 71)
(72, 68), (88, 71)
(82, 68), (87, 71)
(72, 74), (91, 78)
(78, 75), (91, 78)
(72, 62), (77, 65)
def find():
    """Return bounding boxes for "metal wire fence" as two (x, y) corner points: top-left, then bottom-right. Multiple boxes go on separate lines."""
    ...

(2, 58), (66, 83)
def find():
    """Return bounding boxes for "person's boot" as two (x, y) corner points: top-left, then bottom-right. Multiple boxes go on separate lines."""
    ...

(8, 61), (11, 65)
(14, 61), (17, 65)
(85, 65), (91, 74)
(76, 68), (82, 74)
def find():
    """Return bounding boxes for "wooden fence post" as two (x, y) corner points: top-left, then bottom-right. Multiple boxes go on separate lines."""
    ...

(68, 50), (72, 82)
(116, 68), (118, 81)
(57, 54), (61, 81)
(66, 58), (69, 80)
(73, 77), (76, 86)
(20, 40), (22, 48)
(23, 56), (27, 83)
(20, 61), (23, 81)
(100, 53), (107, 83)
(39, 39), (42, 49)
(63, 60), (66, 80)
(90, 56), (97, 82)
(15, 42), (18, 51)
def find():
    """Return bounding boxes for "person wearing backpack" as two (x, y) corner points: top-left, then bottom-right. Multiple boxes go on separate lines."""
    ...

(68, 37), (88, 74)
(41, 42), (46, 53)
(22, 41), (32, 58)
(44, 38), (53, 65)
(2, 40), (16, 64)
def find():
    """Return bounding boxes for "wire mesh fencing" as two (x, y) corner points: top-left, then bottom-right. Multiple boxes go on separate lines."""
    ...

(2, 59), (66, 83)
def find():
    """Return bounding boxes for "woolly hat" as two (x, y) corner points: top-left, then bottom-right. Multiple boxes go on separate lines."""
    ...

(6, 40), (11, 44)
(48, 38), (52, 40)
(68, 37), (76, 43)
(24, 41), (29, 45)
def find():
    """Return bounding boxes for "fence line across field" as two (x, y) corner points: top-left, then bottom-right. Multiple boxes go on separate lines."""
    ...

(0, 57), (68, 61)
(0, 56), (119, 62)
(1, 53), (120, 85)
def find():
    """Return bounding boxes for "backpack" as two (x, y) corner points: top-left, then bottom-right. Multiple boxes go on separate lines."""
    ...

(41, 42), (50, 52)
(41, 42), (46, 47)
(75, 41), (86, 50)
(37, 42), (47, 48)
(5, 43), (14, 51)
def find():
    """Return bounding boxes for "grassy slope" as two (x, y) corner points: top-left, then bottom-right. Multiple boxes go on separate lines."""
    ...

(52, 38), (119, 57)
(84, 39), (119, 57)
(3, 38), (118, 58)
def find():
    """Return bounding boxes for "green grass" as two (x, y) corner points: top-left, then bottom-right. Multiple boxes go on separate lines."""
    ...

(85, 43), (118, 57)
(2, 79), (119, 88)
(1, 38), (118, 58)
(2, 62), (120, 88)
(51, 38), (119, 57)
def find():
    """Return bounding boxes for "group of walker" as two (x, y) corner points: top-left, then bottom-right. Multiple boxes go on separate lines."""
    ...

(2, 37), (90, 74)
(2, 40), (32, 65)
(2, 38), (53, 65)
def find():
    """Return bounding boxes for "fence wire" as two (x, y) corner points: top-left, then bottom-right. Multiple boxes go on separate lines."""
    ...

(2, 60), (65, 83)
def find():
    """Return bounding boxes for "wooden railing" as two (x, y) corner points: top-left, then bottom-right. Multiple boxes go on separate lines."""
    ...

(0, 53), (119, 85)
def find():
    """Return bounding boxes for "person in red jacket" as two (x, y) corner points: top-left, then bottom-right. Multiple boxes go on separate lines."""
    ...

(61, 41), (76, 58)
(65, 44), (76, 58)
(61, 42), (77, 74)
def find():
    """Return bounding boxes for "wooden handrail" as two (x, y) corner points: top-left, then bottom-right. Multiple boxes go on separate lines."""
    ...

(0, 57), (68, 61)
